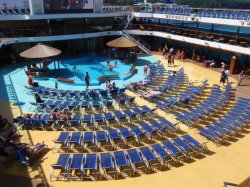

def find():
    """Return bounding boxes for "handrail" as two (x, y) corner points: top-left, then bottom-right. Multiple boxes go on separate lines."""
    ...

(125, 14), (134, 30)
(122, 30), (151, 54)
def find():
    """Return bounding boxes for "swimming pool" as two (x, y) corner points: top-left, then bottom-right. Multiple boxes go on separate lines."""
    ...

(52, 54), (157, 87)
(59, 55), (136, 85)
(0, 54), (158, 111)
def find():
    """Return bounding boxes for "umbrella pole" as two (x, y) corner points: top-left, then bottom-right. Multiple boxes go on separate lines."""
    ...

(108, 47), (110, 61)
(115, 47), (117, 63)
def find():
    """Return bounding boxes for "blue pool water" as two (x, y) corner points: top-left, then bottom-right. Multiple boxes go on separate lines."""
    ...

(59, 55), (137, 85)
(49, 54), (157, 87)
(0, 54), (158, 112)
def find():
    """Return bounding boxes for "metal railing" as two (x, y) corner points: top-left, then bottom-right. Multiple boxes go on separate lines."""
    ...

(122, 30), (151, 54)
(124, 14), (134, 30)
(130, 23), (250, 46)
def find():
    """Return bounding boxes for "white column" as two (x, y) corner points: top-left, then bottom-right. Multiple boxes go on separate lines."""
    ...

(28, 0), (34, 15)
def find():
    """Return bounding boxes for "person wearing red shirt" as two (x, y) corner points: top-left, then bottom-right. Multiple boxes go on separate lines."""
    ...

(28, 75), (33, 87)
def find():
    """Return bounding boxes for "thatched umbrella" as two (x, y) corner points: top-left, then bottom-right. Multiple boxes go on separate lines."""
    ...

(107, 36), (139, 48)
(20, 43), (61, 59)
(20, 43), (62, 74)
(106, 37), (139, 61)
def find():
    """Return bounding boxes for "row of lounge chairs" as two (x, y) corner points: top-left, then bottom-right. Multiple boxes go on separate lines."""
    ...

(25, 85), (126, 101)
(125, 60), (169, 91)
(152, 68), (185, 93)
(175, 83), (232, 127)
(53, 118), (180, 151)
(138, 68), (186, 101)
(31, 96), (135, 113)
(155, 80), (207, 111)
(50, 134), (207, 181)
(14, 105), (157, 130)
(197, 97), (250, 145)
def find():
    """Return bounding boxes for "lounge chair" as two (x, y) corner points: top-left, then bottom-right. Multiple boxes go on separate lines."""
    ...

(151, 143), (173, 166)
(100, 152), (117, 179)
(68, 132), (82, 151)
(82, 153), (99, 180)
(171, 137), (196, 157)
(118, 127), (136, 146)
(197, 127), (222, 145)
(139, 123), (156, 140)
(53, 132), (71, 151)
(149, 120), (167, 136)
(82, 131), (96, 151)
(181, 134), (207, 153)
(113, 151), (134, 177)
(103, 112), (117, 127)
(123, 109), (137, 123)
(140, 105), (157, 118)
(67, 154), (85, 180)
(68, 115), (81, 130)
(95, 131), (110, 150)
(129, 125), (146, 143)
(113, 111), (127, 124)
(131, 107), (147, 121)
(161, 140), (185, 163)
(139, 146), (161, 170)
(50, 154), (71, 181)
(82, 114), (93, 129)
(92, 114), (104, 128)
(107, 129), (124, 148)
(158, 118), (179, 133)
(126, 148), (148, 173)
(114, 97), (126, 109)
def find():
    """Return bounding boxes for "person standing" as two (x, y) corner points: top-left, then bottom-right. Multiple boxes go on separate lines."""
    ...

(220, 69), (227, 86)
(84, 72), (91, 90)
(180, 50), (185, 62)
(105, 79), (110, 90)
(238, 70), (245, 86)
(225, 68), (230, 84)
(143, 64), (148, 76)
(55, 82), (58, 89)
(28, 75), (33, 87)
(167, 54), (171, 67)
(162, 47), (166, 57)
(171, 54), (175, 67)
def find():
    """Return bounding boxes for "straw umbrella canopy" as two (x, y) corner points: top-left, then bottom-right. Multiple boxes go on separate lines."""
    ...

(20, 43), (61, 59)
(107, 37), (139, 61)
(106, 36), (139, 48)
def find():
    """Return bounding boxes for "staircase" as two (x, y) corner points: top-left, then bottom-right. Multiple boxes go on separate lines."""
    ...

(124, 14), (134, 30)
(122, 30), (151, 54)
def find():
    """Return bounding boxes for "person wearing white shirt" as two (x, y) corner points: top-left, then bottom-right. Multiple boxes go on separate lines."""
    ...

(225, 69), (230, 83)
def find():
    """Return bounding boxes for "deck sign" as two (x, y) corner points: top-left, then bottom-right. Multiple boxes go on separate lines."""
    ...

(44, 0), (94, 14)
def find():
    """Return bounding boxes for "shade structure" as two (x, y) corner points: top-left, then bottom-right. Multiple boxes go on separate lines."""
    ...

(20, 43), (61, 59)
(106, 36), (139, 48)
